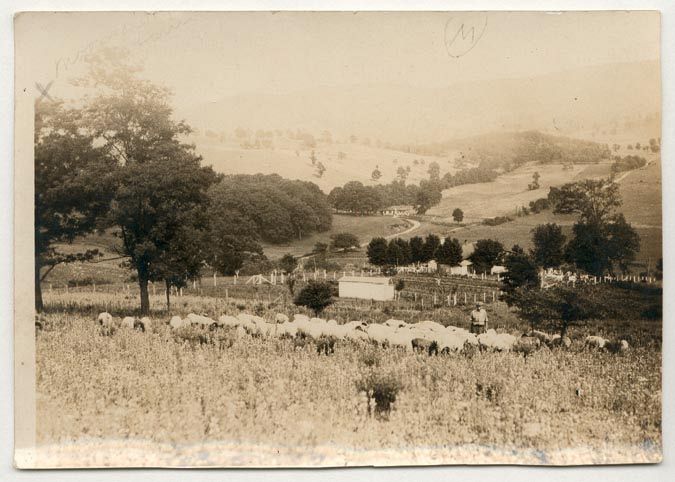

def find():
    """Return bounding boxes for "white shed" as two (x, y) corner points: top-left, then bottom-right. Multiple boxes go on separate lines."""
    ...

(338, 276), (395, 301)
(449, 260), (473, 276)
(491, 265), (508, 275)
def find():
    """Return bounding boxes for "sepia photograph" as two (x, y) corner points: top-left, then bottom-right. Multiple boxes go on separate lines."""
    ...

(13, 9), (663, 468)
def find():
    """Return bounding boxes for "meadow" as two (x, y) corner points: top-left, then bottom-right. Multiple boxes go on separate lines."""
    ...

(33, 288), (662, 467)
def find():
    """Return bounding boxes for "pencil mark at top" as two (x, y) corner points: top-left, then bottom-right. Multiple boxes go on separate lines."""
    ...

(444, 14), (488, 58)
(55, 16), (192, 80)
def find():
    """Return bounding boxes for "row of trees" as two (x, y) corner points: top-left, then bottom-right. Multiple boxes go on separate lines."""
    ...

(35, 51), (332, 314)
(366, 235), (463, 267)
(610, 155), (647, 175)
(329, 165), (500, 216)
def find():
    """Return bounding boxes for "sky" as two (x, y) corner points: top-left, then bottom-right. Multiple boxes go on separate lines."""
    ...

(18, 10), (660, 110)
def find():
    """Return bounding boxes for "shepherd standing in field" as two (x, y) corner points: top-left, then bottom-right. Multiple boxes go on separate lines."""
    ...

(470, 301), (488, 334)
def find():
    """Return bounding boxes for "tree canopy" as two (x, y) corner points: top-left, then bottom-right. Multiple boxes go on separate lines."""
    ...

(469, 239), (504, 273)
(34, 100), (117, 311)
(531, 223), (566, 269)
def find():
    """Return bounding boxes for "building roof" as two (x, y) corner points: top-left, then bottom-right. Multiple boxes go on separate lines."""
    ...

(460, 260), (473, 266)
(338, 276), (392, 285)
(383, 205), (414, 211)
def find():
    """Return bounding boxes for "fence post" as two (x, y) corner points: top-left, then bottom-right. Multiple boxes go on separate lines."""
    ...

(213, 272), (217, 287)
(225, 288), (229, 301)
(483, 292), (486, 303)
(180, 287), (183, 297)
(492, 291), (495, 302)
(453, 293), (457, 306)
(473, 293), (477, 303)
(49, 283), (52, 293)
(464, 292), (467, 304)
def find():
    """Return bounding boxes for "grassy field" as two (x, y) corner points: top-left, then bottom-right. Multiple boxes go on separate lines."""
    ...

(197, 136), (454, 192)
(427, 162), (612, 222)
(34, 288), (661, 467)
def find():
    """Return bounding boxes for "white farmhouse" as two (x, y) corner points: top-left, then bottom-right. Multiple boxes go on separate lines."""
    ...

(338, 276), (395, 301)
(491, 265), (508, 275)
(381, 205), (414, 216)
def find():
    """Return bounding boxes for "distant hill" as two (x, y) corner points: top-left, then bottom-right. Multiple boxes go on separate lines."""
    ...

(180, 60), (660, 145)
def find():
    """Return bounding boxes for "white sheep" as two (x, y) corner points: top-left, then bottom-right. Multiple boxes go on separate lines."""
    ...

(386, 329), (414, 351)
(218, 315), (239, 328)
(415, 320), (446, 333)
(97, 312), (113, 326)
(384, 318), (407, 329)
(122, 316), (136, 329)
(366, 324), (394, 346)
(477, 329), (517, 351)
(187, 313), (216, 329)
(135, 316), (152, 333)
(275, 313), (290, 324)
(585, 335), (607, 349)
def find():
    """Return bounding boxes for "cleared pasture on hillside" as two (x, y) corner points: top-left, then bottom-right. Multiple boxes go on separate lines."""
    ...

(198, 137), (450, 192)
(428, 162), (612, 222)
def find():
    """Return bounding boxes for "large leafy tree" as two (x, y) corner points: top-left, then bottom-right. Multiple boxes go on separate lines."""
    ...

(469, 239), (504, 274)
(531, 223), (566, 268)
(565, 215), (640, 276)
(409, 236), (425, 264)
(367, 237), (388, 266)
(80, 50), (218, 314)
(386, 238), (411, 266)
(436, 237), (463, 266)
(548, 179), (621, 224)
(548, 179), (639, 276)
(34, 100), (117, 312)
(421, 234), (441, 262)
(502, 248), (540, 293)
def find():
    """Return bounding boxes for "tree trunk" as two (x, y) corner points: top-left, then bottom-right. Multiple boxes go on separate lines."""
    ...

(139, 274), (150, 315)
(165, 279), (171, 311)
(35, 261), (44, 313)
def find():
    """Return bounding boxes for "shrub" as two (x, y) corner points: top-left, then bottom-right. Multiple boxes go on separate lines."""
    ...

(293, 280), (334, 315)
(356, 370), (403, 419)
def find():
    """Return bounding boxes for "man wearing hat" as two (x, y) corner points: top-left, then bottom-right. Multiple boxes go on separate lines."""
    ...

(470, 301), (488, 334)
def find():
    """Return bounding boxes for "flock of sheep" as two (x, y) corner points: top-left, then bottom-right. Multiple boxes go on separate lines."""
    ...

(95, 311), (629, 356)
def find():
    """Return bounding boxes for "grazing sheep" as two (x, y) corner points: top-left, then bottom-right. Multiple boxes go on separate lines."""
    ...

(122, 316), (136, 329)
(275, 313), (289, 324)
(414, 320), (446, 333)
(277, 321), (298, 338)
(97, 312), (113, 326)
(584, 335), (608, 349)
(366, 324), (393, 347)
(384, 319), (407, 329)
(97, 312), (118, 335)
(387, 329), (415, 352)
(436, 332), (467, 353)
(187, 313), (216, 330)
(513, 336), (541, 357)
(525, 330), (553, 345)
(549, 334), (572, 349)
(477, 329), (517, 352)
(411, 337), (438, 356)
(604, 339), (630, 354)
(218, 315), (239, 328)
(344, 326), (370, 342)
(134, 316), (152, 333)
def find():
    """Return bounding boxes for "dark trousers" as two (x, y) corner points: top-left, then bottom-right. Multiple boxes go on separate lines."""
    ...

(470, 323), (486, 335)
